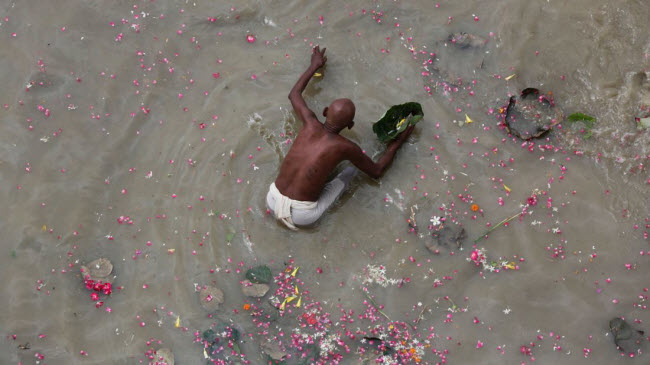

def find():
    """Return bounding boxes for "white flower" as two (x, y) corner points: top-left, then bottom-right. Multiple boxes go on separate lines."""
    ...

(430, 216), (441, 226)
(503, 307), (511, 315)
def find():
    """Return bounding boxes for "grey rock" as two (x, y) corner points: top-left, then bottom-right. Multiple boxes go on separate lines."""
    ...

(609, 317), (645, 353)
(427, 226), (466, 253)
(241, 280), (270, 298)
(261, 341), (287, 361)
(80, 258), (113, 282)
(154, 348), (174, 365)
(448, 32), (487, 49)
(504, 88), (563, 140)
(199, 285), (224, 311)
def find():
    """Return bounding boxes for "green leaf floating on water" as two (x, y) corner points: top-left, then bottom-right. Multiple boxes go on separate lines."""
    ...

(565, 112), (596, 139)
(202, 329), (217, 343)
(372, 102), (424, 143)
(225, 232), (235, 243)
(245, 265), (272, 284)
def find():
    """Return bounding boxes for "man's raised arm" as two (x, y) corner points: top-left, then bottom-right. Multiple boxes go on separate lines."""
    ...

(288, 46), (327, 126)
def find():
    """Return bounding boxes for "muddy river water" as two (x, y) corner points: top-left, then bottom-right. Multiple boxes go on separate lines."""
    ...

(1, 0), (649, 364)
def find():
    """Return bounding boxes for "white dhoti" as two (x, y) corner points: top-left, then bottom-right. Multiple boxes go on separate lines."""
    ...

(266, 167), (356, 230)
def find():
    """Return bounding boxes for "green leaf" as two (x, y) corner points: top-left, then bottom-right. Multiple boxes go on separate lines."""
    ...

(565, 112), (597, 138)
(226, 232), (235, 243)
(202, 329), (217, 343)
(566, 112), (596, 123)
(565, 112), (596, 128)
(372, 102), (424, 143)
(245, 265), (272, 284)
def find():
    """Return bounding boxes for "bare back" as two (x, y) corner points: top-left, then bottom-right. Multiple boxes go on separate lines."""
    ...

(274, 124), (351, 201)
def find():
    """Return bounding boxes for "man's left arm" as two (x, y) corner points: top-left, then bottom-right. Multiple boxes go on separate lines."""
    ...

(288, 46), (327, 126)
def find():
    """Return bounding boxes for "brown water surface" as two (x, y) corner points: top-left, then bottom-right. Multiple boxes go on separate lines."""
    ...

(1, 0), (649, 364)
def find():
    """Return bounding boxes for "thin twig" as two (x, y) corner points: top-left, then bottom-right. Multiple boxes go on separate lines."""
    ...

(415, 305), (428, 325)
(473, 211), (523, 243)
(363, 290), (392, 322)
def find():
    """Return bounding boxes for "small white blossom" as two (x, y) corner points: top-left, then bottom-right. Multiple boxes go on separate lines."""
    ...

(361, 264), (401, 287)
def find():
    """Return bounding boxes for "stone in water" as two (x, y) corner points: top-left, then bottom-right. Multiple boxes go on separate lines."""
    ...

(427, 226), (466, 253)
(154, 348), (174, 365)
(241, 279), (270, 298)
(448, 32), (487, 49)
(80, 258), (113, 282)
(261, 340), (287, 361)
(199, 285), (224, 311)
(609, 317), (645, 353)
(504, 88), (562, 140)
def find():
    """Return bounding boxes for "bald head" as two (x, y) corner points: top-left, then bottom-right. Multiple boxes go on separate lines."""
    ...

(323, 98), (355, 132)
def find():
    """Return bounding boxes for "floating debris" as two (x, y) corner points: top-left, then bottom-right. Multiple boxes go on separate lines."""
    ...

(564, 112), (597, 138)
(245, 265), (272, 284)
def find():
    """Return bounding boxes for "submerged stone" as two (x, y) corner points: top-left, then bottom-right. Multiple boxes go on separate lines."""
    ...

(261, 340), (287, 361)
(241, 279), (270, 298)
(80, 258), (113, 282)
(504, 88), (562, 140)
(609, 317), (645, 353)
(199, 285), (224, 311)
(154, 348), (174, 365)
(355, 352), (380, 364)
(25, 71), (65, 95)
(448, 32), (487, 49)
(427, 226), (466, 253)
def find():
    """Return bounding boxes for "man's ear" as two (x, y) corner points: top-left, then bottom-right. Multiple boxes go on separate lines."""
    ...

(322, 107), (328, 117)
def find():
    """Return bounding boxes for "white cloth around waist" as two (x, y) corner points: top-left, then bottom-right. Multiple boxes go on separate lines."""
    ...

(267, 183), (317, 230)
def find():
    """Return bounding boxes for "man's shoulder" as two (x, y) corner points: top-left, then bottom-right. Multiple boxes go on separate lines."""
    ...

(334, 135), (360, 150)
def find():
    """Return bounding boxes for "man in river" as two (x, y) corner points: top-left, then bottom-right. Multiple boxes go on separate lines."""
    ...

(267, 46), (415, 230)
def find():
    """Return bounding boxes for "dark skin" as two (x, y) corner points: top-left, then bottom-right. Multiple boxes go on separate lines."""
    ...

(275, 46), (414, 201)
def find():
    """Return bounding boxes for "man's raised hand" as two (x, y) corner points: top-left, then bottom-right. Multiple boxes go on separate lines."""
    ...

(311, 46), (327, 69)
